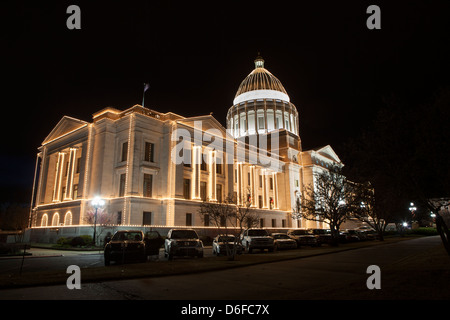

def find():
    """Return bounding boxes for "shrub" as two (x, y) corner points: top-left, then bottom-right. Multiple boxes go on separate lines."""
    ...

(70, 236), (85, 247)
(410, 227), (438, 236)
(80, 235), (93, 246)
(57, 237), (73, 246)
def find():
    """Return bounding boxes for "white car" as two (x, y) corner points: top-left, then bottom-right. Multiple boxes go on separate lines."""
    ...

(212, 234), (243, 256)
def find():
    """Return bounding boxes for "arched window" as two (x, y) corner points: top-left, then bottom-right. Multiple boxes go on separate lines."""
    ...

(52, 213), (60, 226)
(41, 214), (48, 227)
(64, 211), (72, 226)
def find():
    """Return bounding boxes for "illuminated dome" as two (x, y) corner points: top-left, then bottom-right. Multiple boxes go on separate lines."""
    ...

(233, 56), (290, 105)
(227, 56), (299, 139)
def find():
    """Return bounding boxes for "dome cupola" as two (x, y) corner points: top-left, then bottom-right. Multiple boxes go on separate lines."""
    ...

(227, 56), (299, 139)
(233, 56), (290, 105)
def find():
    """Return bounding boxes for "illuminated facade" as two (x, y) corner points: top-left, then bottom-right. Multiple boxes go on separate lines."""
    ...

(29, 56), (343, 242)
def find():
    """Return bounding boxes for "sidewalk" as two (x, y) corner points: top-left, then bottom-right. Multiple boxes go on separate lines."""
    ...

(0, 245), (102, 260)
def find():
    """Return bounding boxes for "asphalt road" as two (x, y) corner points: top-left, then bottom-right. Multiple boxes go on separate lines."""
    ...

(0, 246), (216, 275)
(1, 236), (448, 301)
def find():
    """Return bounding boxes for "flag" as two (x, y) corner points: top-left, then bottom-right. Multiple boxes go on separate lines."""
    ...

(144, 83), (150, 92)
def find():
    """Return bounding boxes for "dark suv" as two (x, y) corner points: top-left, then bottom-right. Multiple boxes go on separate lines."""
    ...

(104, 230), (164, 265)
(104, 230), (147, 265)
(287, 229), (320, 247)
(164, 229), (204, 260)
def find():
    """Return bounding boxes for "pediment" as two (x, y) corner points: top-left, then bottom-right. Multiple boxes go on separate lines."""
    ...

(313, 145), (342, 163)
(42, 116), (88, 145)
(177, 115), (233, 139)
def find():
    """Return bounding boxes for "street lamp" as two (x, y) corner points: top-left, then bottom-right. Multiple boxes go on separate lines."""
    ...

(91, 196), (105, 246)
(409, 202), (417, 218)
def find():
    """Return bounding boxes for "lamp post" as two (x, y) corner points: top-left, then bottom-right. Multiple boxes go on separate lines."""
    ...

(91, 196), (105, 246)
(409, 202), (417, 216)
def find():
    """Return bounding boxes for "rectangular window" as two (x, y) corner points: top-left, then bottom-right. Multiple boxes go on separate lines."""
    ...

(216, 184), (223, 203)
(73, 184), (78, 199)
(248, 172), (251, 186)
(119, 173), (126, 197)
(270, 177), (273, 190)
(76, 158), (81, 174)
(216, 162), (222, 174)
(259, 175), (262, 188)
(121, 142), (128, 162)
(204, 213), (209, 227)
(183, 179), (190, 199)
(258, 116), (265, 130)
(144, 142), (154, 162)
(61, 187), (66, 202)
(200, 182), (207, 201)
(186, 213), (192, 226)
(117, 211), (122, 225)
(272, 219), (276, 228)
(260, 218), (265, 228)
(142, 211), (152, 226)
(282, 219), (286, 228)
(220, 215), (226, 227)
(258, 195), (263, 208)
(143, 174), (153, 197)
(200, 157), (207, 171)
(64, 162), (69, 177)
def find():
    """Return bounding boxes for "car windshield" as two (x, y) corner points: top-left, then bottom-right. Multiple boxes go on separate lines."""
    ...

(291, 230), (311, 235)
(112, 232), (142, 241)
(248, 229), (269, 236)
(274, 234), (290, 239)
(218, 236), (235, 242)
(171, 230), (198, 239)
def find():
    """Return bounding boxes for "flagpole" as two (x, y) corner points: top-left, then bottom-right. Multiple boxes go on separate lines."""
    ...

(142, 83), (150, 108)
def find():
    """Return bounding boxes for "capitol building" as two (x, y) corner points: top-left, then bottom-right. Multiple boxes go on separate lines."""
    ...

(28, 56), (343, 243)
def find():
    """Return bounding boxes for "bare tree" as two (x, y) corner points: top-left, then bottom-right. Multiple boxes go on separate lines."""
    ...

(83, 208), (116, 246)
(301, 165), (360, 245)
(198, 189), (259, 260)
(352, 182), (391, 241)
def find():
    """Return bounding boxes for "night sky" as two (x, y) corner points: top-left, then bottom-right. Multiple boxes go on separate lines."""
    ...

(2, 1), (449, 203)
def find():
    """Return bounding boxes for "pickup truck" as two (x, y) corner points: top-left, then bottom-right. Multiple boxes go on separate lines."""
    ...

(240, 228), (275, 253)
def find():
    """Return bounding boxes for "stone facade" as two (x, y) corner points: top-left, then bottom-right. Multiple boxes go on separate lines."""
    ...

(28, 57), (345, 243)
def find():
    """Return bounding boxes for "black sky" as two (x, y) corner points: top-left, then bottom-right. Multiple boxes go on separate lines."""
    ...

(2, 0), (450, 202)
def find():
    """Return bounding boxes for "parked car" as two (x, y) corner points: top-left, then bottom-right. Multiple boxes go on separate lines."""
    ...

(164, 229), (204, 260)
(309, 228), (332, 245)
(355, 230), (369, 241)
(287, 229), (320, 247)
(362, 230), (378, 240)
(340, 230), (360, 243)
(104, 230), (147, 265)
(144, 230), (165, 255)
(240, 228), (275, 253)
(272, 233), (298, 250)
(355, 226), (375, 232)
(212, 234), (243, 256)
